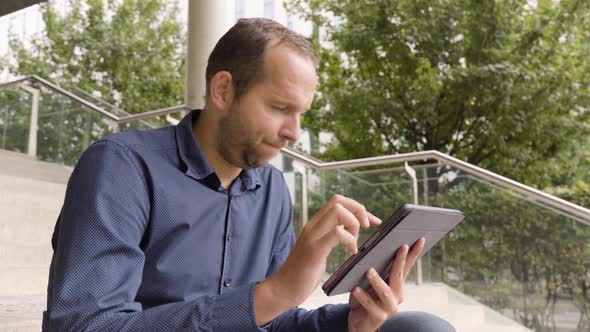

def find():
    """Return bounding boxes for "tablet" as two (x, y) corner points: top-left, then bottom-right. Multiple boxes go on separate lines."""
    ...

(322, 204), (464, 296)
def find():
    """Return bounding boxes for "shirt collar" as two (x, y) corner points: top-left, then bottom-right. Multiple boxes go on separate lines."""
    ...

(175, 110), (261, 191)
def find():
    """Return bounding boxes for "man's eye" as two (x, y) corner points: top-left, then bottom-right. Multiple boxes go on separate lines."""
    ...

(272, 105), (288, 111)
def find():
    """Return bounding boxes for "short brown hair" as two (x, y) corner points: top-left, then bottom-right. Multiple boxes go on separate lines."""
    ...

(205, 18), (318, 101)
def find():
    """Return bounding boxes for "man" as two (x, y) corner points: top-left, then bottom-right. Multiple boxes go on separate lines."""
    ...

(43, 18), (455, 331)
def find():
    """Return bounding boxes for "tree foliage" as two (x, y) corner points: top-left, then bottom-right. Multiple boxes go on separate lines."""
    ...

(6, 0), (185, 114)
(288, 0), (590, 188)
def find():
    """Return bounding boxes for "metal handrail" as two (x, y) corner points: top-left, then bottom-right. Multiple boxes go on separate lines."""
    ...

(0, 75), (188, 122)
(2, 75), (589, 223)
(13, 75), (118, 120)
(282, 148), (590, 224)
(117, 104), (190, 123)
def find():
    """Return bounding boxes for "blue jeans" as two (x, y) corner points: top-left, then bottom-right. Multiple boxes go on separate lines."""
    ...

(378, 311), (456, 332)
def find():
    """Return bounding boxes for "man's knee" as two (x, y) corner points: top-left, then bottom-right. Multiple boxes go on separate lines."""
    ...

(378, 311), (456, 332)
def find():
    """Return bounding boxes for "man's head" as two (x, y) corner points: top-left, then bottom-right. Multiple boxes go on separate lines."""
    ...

(204, 18), (318, 169)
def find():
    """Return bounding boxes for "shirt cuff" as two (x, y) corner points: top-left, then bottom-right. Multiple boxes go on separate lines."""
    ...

(322, 303), (350, 330)
(211, 282), (266, 331)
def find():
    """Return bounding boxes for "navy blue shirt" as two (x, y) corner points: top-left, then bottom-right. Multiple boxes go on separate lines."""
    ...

(43, 110), (349, 331)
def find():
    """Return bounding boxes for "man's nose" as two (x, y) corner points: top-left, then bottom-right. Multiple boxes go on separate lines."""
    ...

(280, 115), (301, 142)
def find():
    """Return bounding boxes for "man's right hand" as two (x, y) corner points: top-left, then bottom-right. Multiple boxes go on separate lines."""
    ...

(254, 194), (382, 326)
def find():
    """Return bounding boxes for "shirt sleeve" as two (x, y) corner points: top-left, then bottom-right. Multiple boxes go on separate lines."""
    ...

(44, 139), (264, 332)
(263, 176), (350, 332)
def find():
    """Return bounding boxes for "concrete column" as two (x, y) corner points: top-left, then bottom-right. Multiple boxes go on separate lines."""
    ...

(185, 0), (230, 110)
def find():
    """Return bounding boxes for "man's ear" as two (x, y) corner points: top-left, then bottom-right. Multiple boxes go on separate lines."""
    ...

(209, 71), (235, 111)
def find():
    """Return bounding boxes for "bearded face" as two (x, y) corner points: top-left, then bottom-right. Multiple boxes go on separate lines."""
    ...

(214, 44), (318, 170)
(216, 100), (278, 169)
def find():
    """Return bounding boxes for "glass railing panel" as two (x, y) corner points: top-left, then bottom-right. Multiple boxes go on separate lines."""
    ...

(283, 158), (413, 275)
(69, 87), (131, 118)
(119, 110), (185, 131)
(36, 85), (114, 166)
(279, 158), (302, 236)
(0, 78), (188, 166)
(0, 86), (32, 153)
(285, 159), (589, 330)
(415, 163), (590, 331)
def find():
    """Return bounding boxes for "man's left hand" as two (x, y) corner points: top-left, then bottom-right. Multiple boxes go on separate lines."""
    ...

(347, 237), (426, 332)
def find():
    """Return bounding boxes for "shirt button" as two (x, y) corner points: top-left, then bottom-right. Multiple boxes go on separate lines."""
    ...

(224, 280), (232, 287)
(227, 236), (232, 241)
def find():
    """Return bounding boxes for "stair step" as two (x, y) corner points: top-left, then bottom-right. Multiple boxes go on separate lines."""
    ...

(0, 174), (67, 198)
(0, 319), (42, 332)
(301, 283), (532, 332)
(1, 206), (61, 224)
(0, 295), (44, 332)
(0, 190), (64, 209)
(0, 150), (71, 184)
(401, 303), (484, 330)
(0, 222), (55, 245)
(0, 245), (53, 266)
(461, 324), (531, 332)
(0, 268), (49, 296)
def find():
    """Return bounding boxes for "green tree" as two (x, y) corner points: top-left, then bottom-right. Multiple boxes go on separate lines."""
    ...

(7, 0), (185, 114)
(1, 0), (185, 164)
(288, 0), (590, 188)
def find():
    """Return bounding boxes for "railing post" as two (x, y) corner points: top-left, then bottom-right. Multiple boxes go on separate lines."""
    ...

(19, 84), (40, 158)
(301, 167), (308, 227)
(422, 167), (430, 281)
(292, 161), (309, 229)
(111, 120), (120, 133)
(404, 162), (422, 285)
(1, 102), (9, 149)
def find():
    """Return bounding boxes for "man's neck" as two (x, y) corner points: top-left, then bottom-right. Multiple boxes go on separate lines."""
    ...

(193, 109), (241, 190)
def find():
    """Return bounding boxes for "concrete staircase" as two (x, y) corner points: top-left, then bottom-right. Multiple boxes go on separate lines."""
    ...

(0, 149), (69, 332)
(0, 148), (532, 331)
(302, 281), (532, 332)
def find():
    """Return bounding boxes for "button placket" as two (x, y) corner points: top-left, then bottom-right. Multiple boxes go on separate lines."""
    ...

(220, 193), (235, 292)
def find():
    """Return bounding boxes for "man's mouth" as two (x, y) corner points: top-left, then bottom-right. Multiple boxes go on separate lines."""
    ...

(265, 142), (285, 150)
